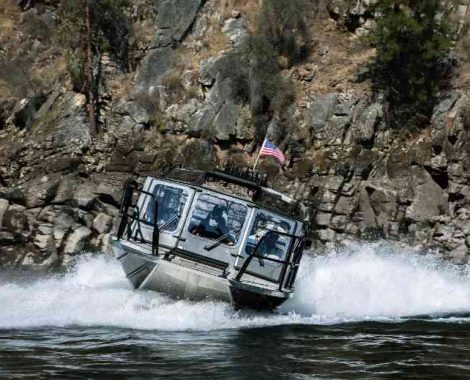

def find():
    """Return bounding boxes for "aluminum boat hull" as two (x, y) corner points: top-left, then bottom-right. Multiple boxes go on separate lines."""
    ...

(112, 239), (290, 310)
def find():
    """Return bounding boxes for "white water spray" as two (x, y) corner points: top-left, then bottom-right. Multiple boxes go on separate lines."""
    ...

(1, 243), (470, 330)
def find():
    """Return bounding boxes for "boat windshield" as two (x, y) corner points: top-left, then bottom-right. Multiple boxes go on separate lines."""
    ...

(188, 193), (248, 245)
(144, 184), (188, 232)
(244, 212), (295, 261)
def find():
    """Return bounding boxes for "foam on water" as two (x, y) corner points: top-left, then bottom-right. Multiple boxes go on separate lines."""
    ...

(1, 242), (470, 331)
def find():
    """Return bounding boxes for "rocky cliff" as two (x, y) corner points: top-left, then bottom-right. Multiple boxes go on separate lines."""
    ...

(0, 0), (470, 269)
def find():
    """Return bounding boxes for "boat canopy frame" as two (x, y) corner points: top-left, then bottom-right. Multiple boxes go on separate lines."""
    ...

(116, 173), (307, 291)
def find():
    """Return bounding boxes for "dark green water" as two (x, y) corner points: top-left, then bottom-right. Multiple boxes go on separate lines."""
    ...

(2, 246), (470, 379)
(2, 321), (470, 379)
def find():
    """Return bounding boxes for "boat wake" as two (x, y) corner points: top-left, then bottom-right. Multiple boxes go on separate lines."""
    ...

(2, 242), (470, 331)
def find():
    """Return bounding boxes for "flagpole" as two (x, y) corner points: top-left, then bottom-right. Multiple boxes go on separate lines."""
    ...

(252, 136), (267, 171)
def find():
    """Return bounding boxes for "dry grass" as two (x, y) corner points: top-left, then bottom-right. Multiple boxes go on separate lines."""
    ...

(108, 73), (135, 99)
(0, 1), (20, 45)
(290, 18), (374, 101)
(161, 69), (185, 103)
(220, 0), (260, 31)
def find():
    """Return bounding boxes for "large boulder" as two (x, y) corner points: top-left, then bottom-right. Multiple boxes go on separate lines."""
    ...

(345, 102), (381, 145)
(304, 93), (338, 133)
(405, 167), (448, 222)
(92, 213), (113, 234)
(134, 0), (202, 93)
(63, 226), (92, 254)
(33, 90), (91, 146)
(2, 204), (28, 235)
(23, 176), (60, 208)
(156, 0), (202, 43)
(222, 16), (247, 46)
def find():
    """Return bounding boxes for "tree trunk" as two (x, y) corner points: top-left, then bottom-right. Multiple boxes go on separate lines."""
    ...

(84, 0), (97, 136)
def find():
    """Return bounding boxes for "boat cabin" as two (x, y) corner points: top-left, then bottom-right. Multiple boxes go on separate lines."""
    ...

(115, 166), (308, 302)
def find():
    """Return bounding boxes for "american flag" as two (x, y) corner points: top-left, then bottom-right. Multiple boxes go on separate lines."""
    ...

(259, 138), (285, 165)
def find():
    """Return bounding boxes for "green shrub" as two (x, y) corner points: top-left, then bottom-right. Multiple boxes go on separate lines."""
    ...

(370, 0), (454, 130)
(257, 0), (310, 65)
(66, 51), (85, 92)
(218, 0), (306, 140)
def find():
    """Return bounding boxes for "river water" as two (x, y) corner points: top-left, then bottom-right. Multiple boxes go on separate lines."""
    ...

(2, 243), (470, 379)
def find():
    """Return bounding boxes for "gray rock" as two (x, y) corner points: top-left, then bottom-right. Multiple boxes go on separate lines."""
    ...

(156, 0), (202, 42)
(366, 184), (398, 226)
(33, 234), (53, 251)
(167, 98), (200, 125)
(92, 213), (113, 234)
(346, 102), (381, 144)
(212, 101), (242, 141)
(189, 77), (242, 140)
(53, 227), (67, 245)
(449, 244), (468, 263)
(0, 231), (16, 245)
(63, 226), (92, 254)
(316, 212), (332, 227)
(357, 187), (377, 229)
(405, 167), (448, 222)
(305, 93), (338, 131)
(222, 17), (247, 46)
(3, 204), (27, 235)
(53, 176), (79, 204)
(318, 228), (336, 242)
(37, 223), (53, 235)
(73, 184), (97, 209)
(6, 98), (36, 129)
(134, 47), (175, 93)
(0, 187), (25, 203)
(79, 211), (94, 229)
(54, 210), (76, 231)
(0, 199), (8, 228)
(23, 176), (60, 208)
(331, 215), (347, 230)
(100, 233), (113, 255)
(34, 91), (91, 146)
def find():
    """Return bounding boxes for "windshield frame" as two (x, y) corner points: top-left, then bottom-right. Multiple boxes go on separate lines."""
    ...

(186, 190), (250, 247)
(140, 179), (191, 234)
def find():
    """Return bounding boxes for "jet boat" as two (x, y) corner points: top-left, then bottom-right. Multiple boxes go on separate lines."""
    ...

(111, 165), (309, 310)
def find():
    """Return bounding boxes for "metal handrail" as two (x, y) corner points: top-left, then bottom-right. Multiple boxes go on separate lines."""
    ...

(116, 181), (160, 256)
(235, 229), (305, 290)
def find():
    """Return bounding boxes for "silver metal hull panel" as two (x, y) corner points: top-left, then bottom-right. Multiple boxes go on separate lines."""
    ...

(112, 239), (290, 310)
(113, 241), (157, 289)
(141, 259), (231, 303)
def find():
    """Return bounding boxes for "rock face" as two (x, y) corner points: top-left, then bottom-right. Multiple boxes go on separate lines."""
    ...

(0, 0), (470, 269)
(63, 226), (92, 255)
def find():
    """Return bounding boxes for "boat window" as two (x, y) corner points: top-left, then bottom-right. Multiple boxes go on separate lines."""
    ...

(188, 193), (248, 245)
(143, 184), (188, 232)
(244, 212), (294, 260)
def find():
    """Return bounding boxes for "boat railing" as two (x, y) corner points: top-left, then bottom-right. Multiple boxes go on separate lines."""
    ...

(116, 180), (160, 256)
(235, 229), (306, 291)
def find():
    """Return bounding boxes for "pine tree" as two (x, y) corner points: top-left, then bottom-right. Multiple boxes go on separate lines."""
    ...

(59, 0), (128, 136)
(371, 0), (454, 129)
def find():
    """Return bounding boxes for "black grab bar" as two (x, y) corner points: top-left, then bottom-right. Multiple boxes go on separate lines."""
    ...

(235, 229), (305, 291)
(116, 180), (160, 256)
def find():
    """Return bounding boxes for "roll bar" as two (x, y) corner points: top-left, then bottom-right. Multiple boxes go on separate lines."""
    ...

(235, 229), (306, 291)
(116, 180), (159, 256)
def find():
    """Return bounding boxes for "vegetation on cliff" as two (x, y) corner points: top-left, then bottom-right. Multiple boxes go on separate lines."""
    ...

(220, 0), (311, 141)
(370, 0), (454, 129)
(59, 0), (129, 135)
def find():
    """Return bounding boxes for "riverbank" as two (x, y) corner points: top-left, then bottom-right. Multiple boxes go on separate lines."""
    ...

(1, 0), (470, 268)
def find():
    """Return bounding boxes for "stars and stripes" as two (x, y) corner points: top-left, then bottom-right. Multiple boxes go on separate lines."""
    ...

(259, 138), (285, 165)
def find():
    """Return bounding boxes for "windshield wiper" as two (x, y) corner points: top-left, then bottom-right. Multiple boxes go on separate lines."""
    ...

(204, 231), (234, 251)
(157, 214), (180, 232)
